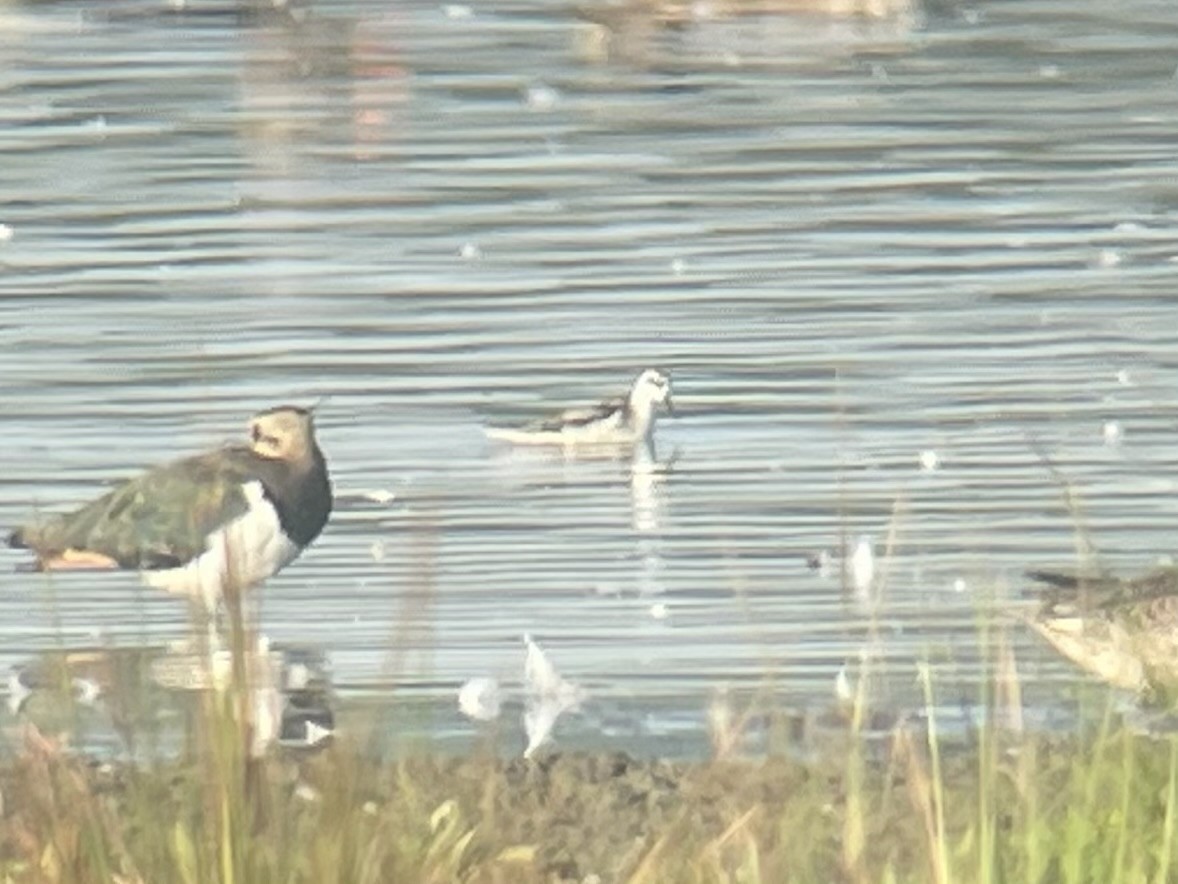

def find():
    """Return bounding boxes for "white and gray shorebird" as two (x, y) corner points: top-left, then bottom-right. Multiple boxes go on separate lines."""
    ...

(7, 406), (332, 612)
(484, 368), (673, 450)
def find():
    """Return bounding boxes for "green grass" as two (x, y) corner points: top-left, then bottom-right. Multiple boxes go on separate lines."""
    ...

(2, 678), (1178, 883)
(6, 534), (1178, 883)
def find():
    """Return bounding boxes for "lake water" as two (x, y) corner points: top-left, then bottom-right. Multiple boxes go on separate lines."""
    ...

(2, 0), (1178, 756)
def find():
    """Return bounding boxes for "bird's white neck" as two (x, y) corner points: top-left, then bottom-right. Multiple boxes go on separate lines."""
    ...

(626, 397), (658, 440)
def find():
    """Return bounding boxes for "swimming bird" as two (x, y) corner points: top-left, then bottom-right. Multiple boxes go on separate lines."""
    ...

(7, 406), (332, 611)
(1025, 566), (1178, 708)
(484, 368), (673, 450)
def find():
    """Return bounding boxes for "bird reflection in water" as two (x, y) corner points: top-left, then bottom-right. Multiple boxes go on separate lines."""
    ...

(630, 446), (676, 600)
(236, 7), (412, 194)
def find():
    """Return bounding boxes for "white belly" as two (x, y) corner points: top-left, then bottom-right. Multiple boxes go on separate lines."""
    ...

(142, 481), (301, 610)
(485, 412), (636, 446)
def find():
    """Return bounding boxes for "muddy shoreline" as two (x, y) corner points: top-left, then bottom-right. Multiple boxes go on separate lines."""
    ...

(8, 715), (1170, 883)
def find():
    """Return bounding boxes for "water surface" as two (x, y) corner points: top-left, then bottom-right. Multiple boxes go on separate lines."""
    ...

(2, 0), (1178, 753)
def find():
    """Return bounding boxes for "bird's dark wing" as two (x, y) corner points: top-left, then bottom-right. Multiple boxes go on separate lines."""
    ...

(521, 398), (623, 433)
(9, 448), (262, 570)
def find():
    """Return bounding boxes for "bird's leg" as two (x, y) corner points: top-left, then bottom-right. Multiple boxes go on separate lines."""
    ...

(40, 548), (121, 571)
(186, 598), (220, 660)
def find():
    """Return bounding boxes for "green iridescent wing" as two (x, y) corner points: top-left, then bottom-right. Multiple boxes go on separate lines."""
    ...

(14, 449), (257, 570)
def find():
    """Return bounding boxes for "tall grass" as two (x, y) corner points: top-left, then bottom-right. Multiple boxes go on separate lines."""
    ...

(4, 540), (1178, 882)
(5, 647), (1178, 882)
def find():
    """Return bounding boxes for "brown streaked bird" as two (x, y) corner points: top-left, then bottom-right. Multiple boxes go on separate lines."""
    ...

(1025, 566), (1178, 708)
(7, 406), (332, 611)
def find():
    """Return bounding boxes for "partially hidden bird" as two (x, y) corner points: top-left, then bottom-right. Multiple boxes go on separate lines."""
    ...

(1025, 565), (1178, 708)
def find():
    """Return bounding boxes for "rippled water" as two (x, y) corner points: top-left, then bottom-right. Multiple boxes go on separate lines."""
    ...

(2, 0), (1178, 754)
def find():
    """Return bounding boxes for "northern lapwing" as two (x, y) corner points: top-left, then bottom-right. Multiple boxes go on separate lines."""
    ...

(7, 405), (332, 611)
(484, 368), (673, 450)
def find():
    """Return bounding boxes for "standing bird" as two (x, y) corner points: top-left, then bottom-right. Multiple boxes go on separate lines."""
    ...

(7, 406), (332, 612)
(484, 368), (674, 451)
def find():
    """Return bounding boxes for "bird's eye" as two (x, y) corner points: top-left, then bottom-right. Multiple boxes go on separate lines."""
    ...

(251, 426), (282, 451)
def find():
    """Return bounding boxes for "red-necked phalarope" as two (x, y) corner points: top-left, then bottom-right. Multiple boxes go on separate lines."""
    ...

(8, 406), (332, 612)
(485, 368), (673, 449)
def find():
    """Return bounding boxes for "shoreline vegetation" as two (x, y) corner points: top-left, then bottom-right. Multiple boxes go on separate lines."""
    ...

(6, 481), (1177, 881)
(2, 645), (1177, 883)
